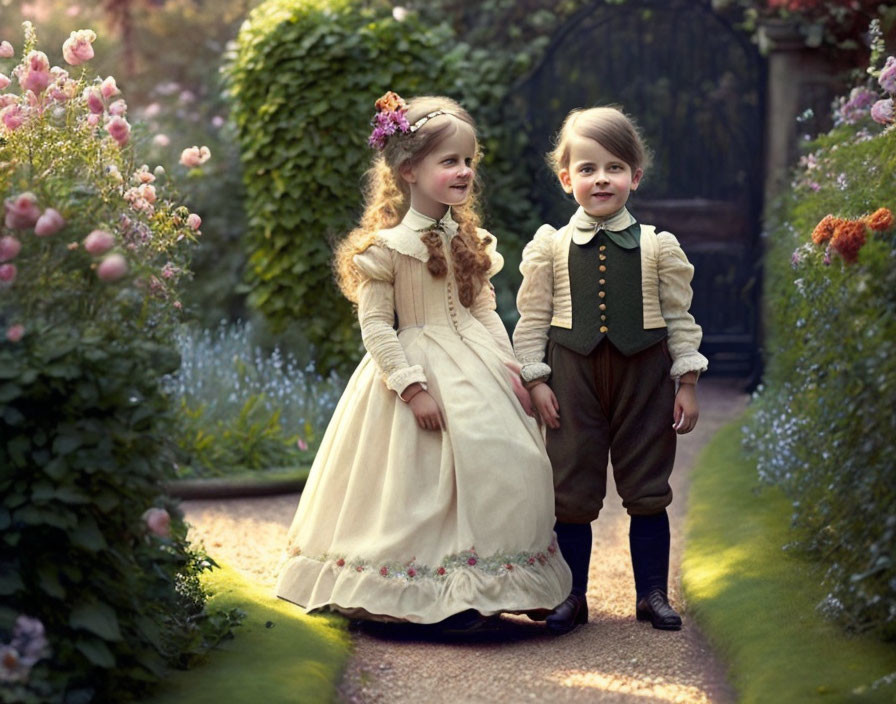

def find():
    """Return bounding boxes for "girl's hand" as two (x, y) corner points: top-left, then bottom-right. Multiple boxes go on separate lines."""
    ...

(409, 390), (445, 431)
(530, 382), (560, 429)
(673, 383), (699, 434)
(504, 361), (534, 417)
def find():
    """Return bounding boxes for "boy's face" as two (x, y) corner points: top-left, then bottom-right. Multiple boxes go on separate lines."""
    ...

(558, 136), (642, 218)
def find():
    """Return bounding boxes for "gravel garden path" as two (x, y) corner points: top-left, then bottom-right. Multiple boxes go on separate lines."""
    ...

(183, 378), (749, 703)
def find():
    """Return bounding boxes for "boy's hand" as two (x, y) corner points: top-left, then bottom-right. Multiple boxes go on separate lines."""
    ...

(530, 382), (560, 429)
(673, 383), (699, 434)
(504, 362), (535, 416)
(409, 390), (445, 431)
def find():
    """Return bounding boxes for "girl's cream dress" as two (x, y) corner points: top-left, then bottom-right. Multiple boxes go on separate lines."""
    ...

(276, 207), (571, 622)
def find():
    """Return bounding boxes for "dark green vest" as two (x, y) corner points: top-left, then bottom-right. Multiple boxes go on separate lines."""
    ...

(549, 223), (667, 357)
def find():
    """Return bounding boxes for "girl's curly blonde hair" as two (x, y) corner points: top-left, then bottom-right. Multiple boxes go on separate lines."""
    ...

(334, 96), (491, 307)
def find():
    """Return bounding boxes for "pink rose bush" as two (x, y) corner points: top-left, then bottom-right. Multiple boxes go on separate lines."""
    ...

(179, 145), (211, 167)
(142, 507), (172, 538)
(1, 22), (208, 337)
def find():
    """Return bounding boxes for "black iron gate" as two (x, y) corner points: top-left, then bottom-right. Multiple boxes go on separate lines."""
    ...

(513, 0), (765, 376)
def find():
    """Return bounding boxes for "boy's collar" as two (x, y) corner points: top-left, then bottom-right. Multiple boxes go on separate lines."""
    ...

(571, 206), (636, 245)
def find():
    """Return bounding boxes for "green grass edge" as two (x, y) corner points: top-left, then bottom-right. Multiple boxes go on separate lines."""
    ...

(681, 414), (896, 703)
(142, 563), (351, 704)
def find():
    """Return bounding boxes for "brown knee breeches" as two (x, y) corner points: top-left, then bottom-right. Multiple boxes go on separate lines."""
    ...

(546, 339), (676, 522)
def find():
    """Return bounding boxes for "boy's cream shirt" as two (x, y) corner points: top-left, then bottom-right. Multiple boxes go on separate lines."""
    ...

(513, 206), (709, 380)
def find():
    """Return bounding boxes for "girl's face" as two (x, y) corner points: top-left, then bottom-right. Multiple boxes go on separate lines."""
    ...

(558, 136), (642, 218)
(401, 120), (476, 220)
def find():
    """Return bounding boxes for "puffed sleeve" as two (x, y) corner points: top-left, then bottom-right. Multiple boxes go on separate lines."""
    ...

(656, 232), (709, 378)
(354, 245), (428, 395)
(468, 230), (514, 361)
(512, 224), (556, 382)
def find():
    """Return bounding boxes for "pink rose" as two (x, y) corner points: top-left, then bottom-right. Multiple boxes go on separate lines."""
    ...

(97, 253), (128, 281)
(4, 193), (41, 229)
(62, 29), (96, 66)
(108, 99), (127, 117)
(5, 324), (24, 342)
(0, 74), (9, 91)
(34, 208), (65, 237)
(18, 51), (51, 94)
(152, 133), (170, 147)
(296, 438), (308, 451)
(85, 87), (104, 114)
(106, 115), (130, 145)
(871, 99), (894, 125)
(84, 229), (115, 255)
(138, 184), (156, 204)
(86, 113), (100, 128)
(142, 507), (171, 538)
(0, 236), (21, 262)
(880, 56), (896, 96)
(186, 213), (201, 230)
(179, 145), (211, 167)
(0, 263), (17, 283)
(0, 41), (13, 59)
(100, 76), (119, 99)
(1, 104), (25, 131)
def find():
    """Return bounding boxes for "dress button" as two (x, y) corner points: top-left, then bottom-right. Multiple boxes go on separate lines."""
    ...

(598, 291), (606, 298)
(600, 325), (608, 333)
(599, 254), (607, 261)
(601, 315), (607, 321)
(599, 245), (607, 251)
(599, 303), (606, 310)
(599, 265), (607, 272)
(599, 279), (606, 285)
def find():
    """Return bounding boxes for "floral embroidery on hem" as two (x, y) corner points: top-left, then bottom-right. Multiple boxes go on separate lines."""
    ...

(284, 540), (562, 582)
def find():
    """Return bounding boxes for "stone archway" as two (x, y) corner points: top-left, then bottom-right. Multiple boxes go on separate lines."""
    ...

(512, 0), (766, 376)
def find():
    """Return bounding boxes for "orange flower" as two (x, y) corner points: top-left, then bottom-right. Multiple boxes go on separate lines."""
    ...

(811, 214), (842, 245)
(374, 91), (406, 113)
(831, 220), (867, 264)
(865, 207), (894, 232)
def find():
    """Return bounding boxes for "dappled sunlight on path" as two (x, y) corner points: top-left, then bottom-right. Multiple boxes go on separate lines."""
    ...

(182, 379), (748, 703)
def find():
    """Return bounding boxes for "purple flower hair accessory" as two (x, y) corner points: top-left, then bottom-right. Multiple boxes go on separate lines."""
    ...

(368, 91), (410, 150)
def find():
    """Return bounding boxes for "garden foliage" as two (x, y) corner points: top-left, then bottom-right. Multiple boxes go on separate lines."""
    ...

(0, 24), (239, 701)
(743, 31), (896, 639)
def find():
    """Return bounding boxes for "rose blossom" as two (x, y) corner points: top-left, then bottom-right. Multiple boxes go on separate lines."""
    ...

(0, 263), (17, 283)
(17, 51), (51, 94)
(34, 208), (65, 236)
(4, 193), (41, 229)
(0, 74), (9, 91)
(871, 99), (894, 126)
(142, 507), (171, 537)
(152, 133), (171, 147)
(879, 56), (896, 96)
(85, 87), (104, 114)
(86, 113), (100, 128)
(106, 115), (130, 145)
(179, 145), (211, 167)
(187, 213), (201, 230)
(108, 99), (127, 117)
(96, 253), (128, 281)
(84, 229), (115, 255)
(1, 104), (25, 131)
(100, 76), (119, 99)
(62, 29), (96, 66)
(0, 41), (13, 59)
(5, 324), (24, 342)
(0, 236), (21, 262)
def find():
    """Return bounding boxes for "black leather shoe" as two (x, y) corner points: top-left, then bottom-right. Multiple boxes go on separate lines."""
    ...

(636, 589), (682, 630)
(545, 594), (588, 635)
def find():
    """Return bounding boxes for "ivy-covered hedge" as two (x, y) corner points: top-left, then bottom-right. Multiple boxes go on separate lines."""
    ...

(225, 0), (471, 374)
(743, 44), (896, 639)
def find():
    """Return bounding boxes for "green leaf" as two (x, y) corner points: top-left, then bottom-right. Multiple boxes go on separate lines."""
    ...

(71, 517), (107, 552)
(76, 637), (116, 668)
(37, 564), (66, 599)
(0, 569), (24, 596)
(70, 602), (122, 641)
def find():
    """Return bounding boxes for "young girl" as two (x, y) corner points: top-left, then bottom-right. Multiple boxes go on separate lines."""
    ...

(276, 92), (571, 631)
(513, 106), (708, 634)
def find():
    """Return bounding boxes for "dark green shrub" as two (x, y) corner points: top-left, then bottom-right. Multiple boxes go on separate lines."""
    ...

(224, 0), (469, 374)
(0, 24), (239, 700)
(743, 40), (896, 638)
